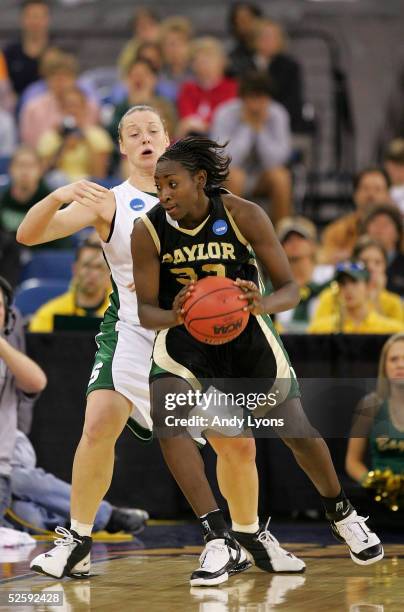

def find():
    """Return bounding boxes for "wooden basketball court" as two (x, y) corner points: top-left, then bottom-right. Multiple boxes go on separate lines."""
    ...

(1, 525), (403, 611)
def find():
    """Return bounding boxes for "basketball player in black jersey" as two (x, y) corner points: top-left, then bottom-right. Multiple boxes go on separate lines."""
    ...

(131, 137), (383, 585)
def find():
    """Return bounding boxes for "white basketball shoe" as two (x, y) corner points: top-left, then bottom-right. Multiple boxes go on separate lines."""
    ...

(30, 526), (92, 578)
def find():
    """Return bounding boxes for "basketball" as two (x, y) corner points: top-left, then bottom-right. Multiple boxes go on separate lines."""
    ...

(182, 276), (250, 345)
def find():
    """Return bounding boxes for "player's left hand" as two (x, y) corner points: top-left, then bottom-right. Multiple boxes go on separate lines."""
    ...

(234, 278), (265, 316)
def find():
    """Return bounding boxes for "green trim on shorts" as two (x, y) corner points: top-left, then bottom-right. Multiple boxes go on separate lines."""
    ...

(86, 322), (118, 395)
(102, 277), (120, 325)
(258, 313), (301, 400)
(150, 360), (168, 378)
(87, 280), (152, 443)
(260, 312), (291, 363)
(126, 416), (153, 443)
(252, 258), (300, 396)
(87, 278), (120, 395)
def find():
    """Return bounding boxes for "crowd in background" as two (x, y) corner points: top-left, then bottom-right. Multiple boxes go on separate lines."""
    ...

(0, 0), (403, 335)
(0, 0), (403, 534)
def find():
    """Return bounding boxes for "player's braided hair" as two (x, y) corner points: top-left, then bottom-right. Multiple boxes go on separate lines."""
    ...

(157, 137), (231, 192)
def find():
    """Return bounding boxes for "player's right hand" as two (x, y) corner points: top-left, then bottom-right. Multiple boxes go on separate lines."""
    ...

(172, 281), (196, 324)
(54, 180), (110, 207)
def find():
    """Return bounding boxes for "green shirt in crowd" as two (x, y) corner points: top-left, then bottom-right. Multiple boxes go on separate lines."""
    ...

(370, 400), (404, 475)
(0, 181), (73, 249)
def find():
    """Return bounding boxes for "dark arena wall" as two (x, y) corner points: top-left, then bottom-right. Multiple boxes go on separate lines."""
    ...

(26, 332), (387, 519)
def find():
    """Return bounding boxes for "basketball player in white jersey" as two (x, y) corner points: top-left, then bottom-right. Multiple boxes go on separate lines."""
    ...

(17, 105), (170, 578)
(17, 106), (305, 584)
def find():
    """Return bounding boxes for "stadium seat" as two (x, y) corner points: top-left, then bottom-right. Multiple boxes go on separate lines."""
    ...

(0, 156), (10, 175)
(69, 228), (94, 248)
(14, 279), (69, 317)
(19, 250), (75, 283)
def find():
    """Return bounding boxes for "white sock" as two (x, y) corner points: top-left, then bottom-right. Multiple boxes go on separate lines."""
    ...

(232, 519), (259, 534)
(70, 519), (93, 537)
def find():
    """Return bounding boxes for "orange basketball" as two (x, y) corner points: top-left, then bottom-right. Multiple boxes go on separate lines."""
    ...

(183, 276), (250, 345)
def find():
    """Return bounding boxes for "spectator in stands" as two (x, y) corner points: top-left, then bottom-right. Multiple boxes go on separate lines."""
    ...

(346, 332), (404, 486)
(211, 71), (292, 223)
(9, 430), (148, 534)
(29, 240), (111, 332)
(361, 204), (404, 297)
(313, 237), (403, 327)
(274, 216), (329, 332)
(136, 41), (163, 74)
(384, 138), (404, 216)
(0, 276), (47, 524)
(158, 17), (193, 103)
(0, 52), (16, 113)
(109, 42), (164, 108)
(3, 0), (51, 98)
(20, 52), (99, 148)
(0, 146), (50, 236)
(108, 59), (177, 142)
(37, 86), (113, 183)
(308, 262), (404, 334)
(118, 7), (160, 78)
(353, 237), (403, 320)
(270, 217), (327, 333)
(177, 37), (238, 137)
(17, 47), (66, 112)
(227, 2), (263, 78)
(320, 167), (392, 265)
(0, 146), (70, 252)
(254, 19), (306, 134)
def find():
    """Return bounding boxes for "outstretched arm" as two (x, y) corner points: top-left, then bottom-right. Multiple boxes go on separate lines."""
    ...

(226, 196), (300, 314)
(131, 219), (193, 330)
(16, 180), (114, 245)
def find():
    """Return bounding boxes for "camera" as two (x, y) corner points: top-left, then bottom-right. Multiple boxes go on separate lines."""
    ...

(60, 116), (82, 137)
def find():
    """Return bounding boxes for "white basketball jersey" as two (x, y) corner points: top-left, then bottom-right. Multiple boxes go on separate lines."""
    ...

(101, 180), (158, 326)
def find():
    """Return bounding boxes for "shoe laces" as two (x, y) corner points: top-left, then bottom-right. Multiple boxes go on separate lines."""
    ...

(199, 539), (227, 569)
(339, 513), (370, 541)
(258, 517), (280, 545)
(257, 518), (287, 556)
(53, 526), (82, 548)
